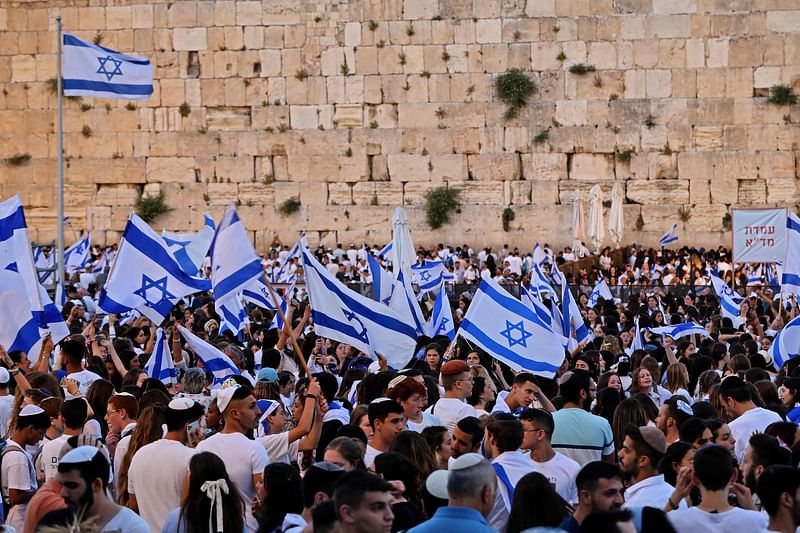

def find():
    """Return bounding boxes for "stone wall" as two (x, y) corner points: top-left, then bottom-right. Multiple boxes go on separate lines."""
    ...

(1, 0), (799, 250)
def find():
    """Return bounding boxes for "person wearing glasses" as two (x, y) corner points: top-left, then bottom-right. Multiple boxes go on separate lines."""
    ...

(519, 408), (580, 505)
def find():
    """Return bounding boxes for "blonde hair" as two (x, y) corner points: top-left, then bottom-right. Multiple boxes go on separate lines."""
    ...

(665, 363), (689, 394)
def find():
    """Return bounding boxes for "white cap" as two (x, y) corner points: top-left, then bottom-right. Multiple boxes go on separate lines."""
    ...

(168, 398), (195, 411)
(425, 453), (486, 499)
(0, 368), (10, 384)
(215, 386), (239, 413)
(19, 405), (45, 417)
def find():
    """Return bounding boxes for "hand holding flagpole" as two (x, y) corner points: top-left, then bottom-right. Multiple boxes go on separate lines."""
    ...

(263, 276), (310, 377)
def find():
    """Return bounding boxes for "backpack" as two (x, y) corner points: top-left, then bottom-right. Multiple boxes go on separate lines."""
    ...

(0, 439), (32, 519)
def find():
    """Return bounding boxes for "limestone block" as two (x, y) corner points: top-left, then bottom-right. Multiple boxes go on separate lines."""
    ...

(78, 7), (105, 30)
(453, 19), (476, 44)
(388, 154), (431, 182)
(738, 179), (767, 204)
(431, 155), (469, 181)
(289, 105), (333, 130)
(646, 69), (672, 98)
(264, 27), (284, 48)
(402, 182), (436, 205)
(167, 2), (195, 27)
(236, 2), (262, 26)
(431, 20), (455, 44)
(298, 182), (328, 206)
(216, 156), (253, 183)
(106, 7), (132, 30)
(767, 178), (799, 204)
(525, 0), (555, 16)
(766, 11), (800, 33)
(510, 180), (531, 204)
(713, 151), (754, 181)
(555, 100), (587, 126)
(653, 0), (696, 14)
(289, 154), (369, 183)
(207, 182), (239, 205)
(467, 154), (519, 181)
(570, 154), (615, 180)
(328, 182), (353, 205)
(725, 68), (752, 98)
(521, 153), (568, 181)
(557, 180), (615, 204)
(694, 126), (723, 150)
(353, 182), (403, 205)
(633, 40), (659, 68)
(334, 104), (363, 128)
(758, 151), (795, 179)
(10, 55), (35, 82)
(689, 179), (711, 204)
(397, 103), (439, 128)
(627, 180), (689, 204)
(672, 69), (697, 98)
(68, 158), (146, 185)
(677, 152), (714, 180)
(447, 181), (505, 204)
(754, 66), (780, 89)
(723, 125), (747, 151)
(646, 15), (691, 38)
(508, 43), (531, 70)
(588, 42), (617, 70)
(624, 70), (647, 99)
(476, 19), (502, 44)
(146, 157), (196, 183)
(173, 28), (206, 51)
(273, 182), (302, 206)
(531, 42), (562, 71)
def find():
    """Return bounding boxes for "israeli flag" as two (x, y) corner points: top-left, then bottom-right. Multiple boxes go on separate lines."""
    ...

(242, 277), (276, 311)
(766, 263), (779, 288)
(301, 248), (418, 369)
(709, 271), (745, 327)
(747, 265), (762, 284)
(64, 233), (91, 274)
(98, 214), (211, 324)
(35, 284), (69, 344)
(54, 275), (67, 310)
(782, 214), (800, 296)
(34, 247), (55, 285)
(561, 283), (593, 345)
(177, 325), (240, 385)
(659, 224), (679, 248)
(532, 243), (548, 266)
(459, 278), (567, 378)
(520, 285), (552, 329)
(162, 213), (216, 277)
(143, 328), (177, 386)
(378, 242), (393, 259)
(268, 296), (288, 332)
(218, 296), (250, 338)
(588, 277), (613, 307)
(367, 253), (394, 306)
(549, 298), (565, 338)
(389, 271), (428, 337)
(769, 314), (800, 369)
(649, 322), (710, 340)
(632, 316), (645, 351)
(530, 262), (557, 299)
(427, 285), (455, 340)
(210, 204), (263, 304)
(275, 234), (309, 283)
(90, 247), (112, 274)
(411, 260), (445, 296)
(63, 32), (153, 100)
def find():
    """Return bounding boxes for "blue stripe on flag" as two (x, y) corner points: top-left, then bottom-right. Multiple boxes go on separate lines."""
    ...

(0, 206), (25, 241)
(481, 278), (550, 330)
(214, 259), (263, 301)
(63, 79), (153, 96)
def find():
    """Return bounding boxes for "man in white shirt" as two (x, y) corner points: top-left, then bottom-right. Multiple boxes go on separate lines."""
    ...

(719, 376), (782, 462)
(196, 385), (269, 532)
(485, 414), (535, 531)
(491, 373), (551, 416)
(665, 444), (766, 532)
(58, 445), (149, 532)
(40, 398), (87, 482)
(128, 398), (204, 533)
(0, 368), (15, 438)
(364, 399), (405, 469)
(520, 408), (580, 505)
(61, 339), (101, 397)
(756, 465), (800, 533)
(1, 405), (50, 530)
(105, 392), (138, 488)
(424, 360), (477, 432)
(618, 425), (678, 510)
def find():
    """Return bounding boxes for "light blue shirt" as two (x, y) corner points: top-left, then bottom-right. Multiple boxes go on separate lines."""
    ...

(408, 506), (498, 533)
(551, 408), (615, 466)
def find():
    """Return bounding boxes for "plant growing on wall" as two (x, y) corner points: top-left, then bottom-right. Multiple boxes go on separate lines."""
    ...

(568, 63), (596, 75)
(635, 213), (644, 231)
(424, 186), (461, 229)
(278, 198), (302, 216)
(502, 207), (515, 231)
(135, 192), (172, 222)
(768, 85), (797, 106)
(678, 205), (692, 223)
(495, 69), (537, 121)
(4, 153), (31, 166)
(722, 212), (732, 231)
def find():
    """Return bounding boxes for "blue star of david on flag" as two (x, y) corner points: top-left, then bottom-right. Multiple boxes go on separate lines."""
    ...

(133, 274), (175, 308)
(343, 307), (369, 343)
(419, 271), (432, 282)
(97, 55), (123, 81)
(500, 320), (533, 348)
(435, 316), (449, 335)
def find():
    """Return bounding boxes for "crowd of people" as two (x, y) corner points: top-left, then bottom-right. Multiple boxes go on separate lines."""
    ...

(4, 237), (800, 533)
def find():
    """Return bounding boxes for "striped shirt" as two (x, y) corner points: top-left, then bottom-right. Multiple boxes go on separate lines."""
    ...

(551, 408), (615, 466)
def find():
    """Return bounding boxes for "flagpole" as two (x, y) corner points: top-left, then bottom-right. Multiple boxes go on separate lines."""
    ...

(55, 16), (65, 291)
(263, 277), (311, 376)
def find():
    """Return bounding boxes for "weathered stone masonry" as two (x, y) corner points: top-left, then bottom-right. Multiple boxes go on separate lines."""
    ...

(1, 0), (799, 249)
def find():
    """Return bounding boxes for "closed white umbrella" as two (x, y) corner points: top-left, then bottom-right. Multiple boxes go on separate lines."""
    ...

(391, 207), (416, 277)
(571, 190), (585, 253)
(608, 182), (624, 248)
(588, 184), (604, 253)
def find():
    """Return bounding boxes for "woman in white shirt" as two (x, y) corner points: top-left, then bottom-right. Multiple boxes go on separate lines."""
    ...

(387, 376), (442, 433)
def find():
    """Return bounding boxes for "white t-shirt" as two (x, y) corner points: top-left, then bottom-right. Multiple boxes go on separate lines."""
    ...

(406, 412), (443, 433)
(0, 394), (14, 438)
(39, 434), (70, 482)
(623, 474), (680, 510)
(667, 506), (767, 533)
(102, 506), (150, 532)
(729, 407), (783, 462)
(425, 398), (477, 432)
(114, 422), (137, 489)
(365, 444), (383, 469)
(128, 439), (196, 533)
(83, 418), (102, 437)
(530, 452), (580, 504)
(1, 440), (37, 530)
(66, 369), (102, 396)
(258, 432), (300, 465)
(196, 432), (269, 532)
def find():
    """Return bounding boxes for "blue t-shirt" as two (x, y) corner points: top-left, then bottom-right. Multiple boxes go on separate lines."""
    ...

(788, 405), (800, 423)
(408, 506), (498, 533)
(551, 408), (615, 466)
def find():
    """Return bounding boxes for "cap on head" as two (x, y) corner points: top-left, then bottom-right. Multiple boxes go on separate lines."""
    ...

(425, 452), (485, 499)
(440, 360), (469, 376)
(637, 426), (667, 454)
(257, 367), (278, 383)
(0, 368), (10, 384)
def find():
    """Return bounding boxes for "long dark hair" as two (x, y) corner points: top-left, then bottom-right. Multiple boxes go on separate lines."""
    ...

(180, 452), (245, 533)
(257, 463), (302, 533)
(85, 378), (115, 437)
(506, 472), (570, 533)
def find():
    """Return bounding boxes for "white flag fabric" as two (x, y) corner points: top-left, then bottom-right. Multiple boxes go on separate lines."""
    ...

(520, 285), (553, 329)
(459, 278), (566, 378)
(63, 32), (153, 100)
(532, 243), (548, 266)
(302, 248), (418, 369)
(274, 234), (309, 283)
(98, 214), (211, 324)
(769, 314), (800, 369)
(389, 271), (428, 337)
(367, 253), (394, 306)
(632, 316), (645, 351)
(649, 322), (710, 340)
(218, 296), (250, 338)
(561, 281), (593, 345)
(64, 233), (91, 274)
(177, 325), (240, 385)
(411, 260), (445, 296)
(781, 213), (800, 296)
(162, 213), (215, 277)
(709, 271), (745, 327)
(210, 204), (263, 304)
(427, 284), (455, 340)
(241, 277), (276, 311)
(659, 224), (679, 248)
(143, 328), (177, 386)
(588, 278), (613, 307)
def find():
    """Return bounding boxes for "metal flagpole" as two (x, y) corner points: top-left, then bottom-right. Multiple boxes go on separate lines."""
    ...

(55, 16), (65, 289)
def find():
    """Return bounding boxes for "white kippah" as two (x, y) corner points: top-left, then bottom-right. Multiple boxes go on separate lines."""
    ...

(60, 445), (100, 465)
(169, 398), (195, 411)
(19, 405), (45, 417)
